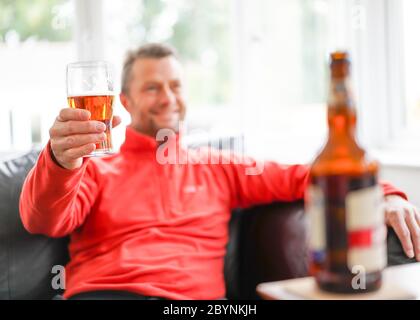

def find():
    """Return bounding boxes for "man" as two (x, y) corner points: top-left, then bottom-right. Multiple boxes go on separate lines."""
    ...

(19, 43), (420, 300)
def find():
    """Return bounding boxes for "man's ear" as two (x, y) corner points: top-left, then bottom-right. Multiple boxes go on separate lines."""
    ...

(120, 93), (130, 113)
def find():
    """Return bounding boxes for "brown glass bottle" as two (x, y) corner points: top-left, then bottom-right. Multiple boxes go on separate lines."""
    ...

(306, 52), (386, 293)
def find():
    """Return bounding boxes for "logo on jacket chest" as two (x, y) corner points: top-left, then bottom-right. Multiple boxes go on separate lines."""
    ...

(183, 184), (205, 194)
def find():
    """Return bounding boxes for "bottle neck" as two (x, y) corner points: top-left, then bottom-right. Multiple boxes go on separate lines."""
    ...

(327, 77), (357, 141)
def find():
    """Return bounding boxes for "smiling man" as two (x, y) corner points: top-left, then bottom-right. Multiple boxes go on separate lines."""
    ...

(19, 43), (420, 300)
(119, 46), (186, 137)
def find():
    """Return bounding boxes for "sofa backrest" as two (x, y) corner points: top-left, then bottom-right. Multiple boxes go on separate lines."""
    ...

(2, 148), (414, 300)
(0, 149), (70, 299)
(0, 149), (310, 300)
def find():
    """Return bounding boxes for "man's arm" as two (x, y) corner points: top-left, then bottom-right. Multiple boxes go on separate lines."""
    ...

(19, 142), (98, 237)
(19, 108), (122, 238)
(222, 160), (310, 209)
(222, 159), (405, 207)
(221, 156), (419, 261)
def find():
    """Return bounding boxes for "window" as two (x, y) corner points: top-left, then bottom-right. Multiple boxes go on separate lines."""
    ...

(2, 0), (418, 167)
(0, 0), (74, 151)
(354, 0), (420, 166)
(234, 0), (352, 163)
(237, 0), (420, 165)
(401, 0), (420, 141)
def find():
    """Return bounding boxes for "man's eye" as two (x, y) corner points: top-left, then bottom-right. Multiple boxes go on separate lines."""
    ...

(146, 86), (158, 92)
(172, 83), (181, 91)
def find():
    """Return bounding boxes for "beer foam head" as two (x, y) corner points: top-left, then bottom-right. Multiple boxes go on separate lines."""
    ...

(68, 91), (115, 98)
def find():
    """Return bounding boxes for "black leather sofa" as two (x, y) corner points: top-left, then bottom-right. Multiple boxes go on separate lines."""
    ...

(0, 149), (414, 300)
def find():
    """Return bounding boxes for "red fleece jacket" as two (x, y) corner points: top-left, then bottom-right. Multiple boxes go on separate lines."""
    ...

(19, 127), (406, 299)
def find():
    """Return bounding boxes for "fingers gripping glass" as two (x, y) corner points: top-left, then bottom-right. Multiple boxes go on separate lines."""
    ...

(66, 61), (115, 156)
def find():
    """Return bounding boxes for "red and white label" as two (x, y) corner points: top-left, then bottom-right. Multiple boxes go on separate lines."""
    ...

(345, 185), (387, 272)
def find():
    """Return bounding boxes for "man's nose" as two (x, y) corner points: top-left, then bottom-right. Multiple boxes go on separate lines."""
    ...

(159, 86), (176, 107)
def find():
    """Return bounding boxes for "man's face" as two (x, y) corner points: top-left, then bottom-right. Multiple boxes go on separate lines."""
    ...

(120, 56), (186, 137)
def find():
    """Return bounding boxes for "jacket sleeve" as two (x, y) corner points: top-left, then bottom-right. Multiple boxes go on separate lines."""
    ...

(220, 154), (407, 209)
(19, 142), (99, 237)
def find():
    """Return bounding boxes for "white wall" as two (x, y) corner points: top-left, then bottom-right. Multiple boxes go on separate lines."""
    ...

(381, 165), (420, 207)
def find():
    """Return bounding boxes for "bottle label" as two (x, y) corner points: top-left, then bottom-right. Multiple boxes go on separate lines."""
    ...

(328, 78), (354, 107)
(345, 185), (386, 272)
(306, 185), (326, 264)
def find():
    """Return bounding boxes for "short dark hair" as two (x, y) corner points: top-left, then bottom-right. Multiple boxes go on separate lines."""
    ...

(121, 43), (178, 95)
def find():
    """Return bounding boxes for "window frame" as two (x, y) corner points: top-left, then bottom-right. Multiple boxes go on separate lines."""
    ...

(74, 0), (105, 61)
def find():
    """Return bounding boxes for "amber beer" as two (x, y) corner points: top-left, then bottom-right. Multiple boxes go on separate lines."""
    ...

(306, 52), (386, 293)
(67, 94), (114, 155)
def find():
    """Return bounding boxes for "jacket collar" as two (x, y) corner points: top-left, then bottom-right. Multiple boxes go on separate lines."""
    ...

(120, 126), (180, 154)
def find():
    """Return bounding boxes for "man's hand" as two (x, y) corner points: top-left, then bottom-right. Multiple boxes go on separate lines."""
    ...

(384, 195), (420, 261)
(49, 108), (122, 170)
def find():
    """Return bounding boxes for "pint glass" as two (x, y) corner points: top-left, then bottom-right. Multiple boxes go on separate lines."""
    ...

(66, 61), (115, 156)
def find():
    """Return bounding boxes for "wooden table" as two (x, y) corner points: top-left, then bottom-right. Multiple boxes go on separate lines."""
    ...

(257, 262), (420, 300)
